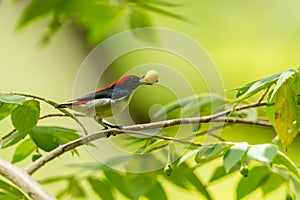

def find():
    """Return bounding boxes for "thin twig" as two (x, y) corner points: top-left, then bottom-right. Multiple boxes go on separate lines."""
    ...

(257, 86), (271, 104)
(39, 113), (67, 120)
(10, 92), (88, 134)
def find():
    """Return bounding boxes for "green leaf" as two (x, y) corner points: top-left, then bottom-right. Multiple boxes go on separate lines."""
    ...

(77, 4), (121, 44)
(247, 144), (278, 165)
(145, 182), (167, 200)
(0, 103), (18, 121)
(12, 138), (36, 163)
(88, 178), (114, 200)
(104, 170), (131, 199)
(142, 139), (169, 153)
(195, 143), (228, 163)
(236, 166), (270, 199)
(124, 173), (157, 199)
(273, 81), (300, 149)
(30, 126), (79, 152)
(261, 173), (285, 196)
(32, 152), (42, 162)
(18, 0), (59, 27)
(0, 131), (23, 148)
(270, 68), (298, 101)
(236, 72), (280, 100)
(0, 93), (25, 105)
(129, 9), (158, 44)
(273, 151), (300, 179)
(0, 179), (27, 199)
(223, 142), (248, 172)
(11, 100), (40, 137)
(168, 162), (212, 199)
(209, 165), (240, 182)
(68, 179), (85, 198)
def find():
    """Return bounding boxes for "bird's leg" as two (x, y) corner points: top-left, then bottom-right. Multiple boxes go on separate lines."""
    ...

(93, 116), (122, 137)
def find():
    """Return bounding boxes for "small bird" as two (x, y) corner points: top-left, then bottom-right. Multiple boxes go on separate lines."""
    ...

(57, 72), (158, 130)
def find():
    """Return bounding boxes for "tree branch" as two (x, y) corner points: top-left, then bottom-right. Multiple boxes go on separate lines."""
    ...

(0, 158), (55, 200)
(25, 112), (273, 175)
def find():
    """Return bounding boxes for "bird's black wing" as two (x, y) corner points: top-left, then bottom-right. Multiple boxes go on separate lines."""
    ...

(74, 87), (114, 101)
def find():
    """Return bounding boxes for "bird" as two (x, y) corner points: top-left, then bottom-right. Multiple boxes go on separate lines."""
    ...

(56, 72), (158, 131)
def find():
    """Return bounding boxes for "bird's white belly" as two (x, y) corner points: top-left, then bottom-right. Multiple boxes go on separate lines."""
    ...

(72, 97), (129, 118)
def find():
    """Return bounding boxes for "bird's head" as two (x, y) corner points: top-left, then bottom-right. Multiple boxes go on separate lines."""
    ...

(115, 74), (152, 91)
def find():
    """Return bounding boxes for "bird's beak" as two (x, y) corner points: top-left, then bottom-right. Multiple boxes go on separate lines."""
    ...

(139, 75), (153, 85)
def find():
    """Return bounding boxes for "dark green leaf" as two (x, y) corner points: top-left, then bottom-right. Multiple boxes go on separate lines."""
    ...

(0, 179), (27, 199)
(124, 173), (157, 199)
(145, 182), (167, 200)
(209, 166), (228, 182)
(0, 103), (18, 121)
(223, 142), (248, 172)
(30, 126), (79, 152)
(273, 151), (300, 179)
(18, 0), (59, 27)
(12, 138), (36, 163)
(104, 170), (131, 198)
(236, 166), (270, 199)
(195, 143), (228, 163)
(68, 179), (85, 198)
(0, 93), (25, 105)
(168, 162), (212, 199)
(88, 177), (114, 200)
(261, 173), (285, 196)
(11, 100), (40, 137)
(236, 72), (280, 100)
(0, 131), (23, 148)
(76, 4), (121, 44)
(129, 9), (158, 44)
(31, 152), (42, 162)
(247, 144), (277, 165)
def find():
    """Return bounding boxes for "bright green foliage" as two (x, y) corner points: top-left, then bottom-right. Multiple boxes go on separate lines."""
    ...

(29, 126), (79, 152)
(0, 103), (19, 121)
(18, 0), (185, 44)
(11, 100), (40, 137)
(0, 179), (28, 200)
(88, 177), (114, 200)
(12, 138), (36, 163)
(1, 68), (300, 199)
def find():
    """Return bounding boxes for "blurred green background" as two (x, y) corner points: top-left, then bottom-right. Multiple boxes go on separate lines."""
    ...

(1, 0), (300, 199)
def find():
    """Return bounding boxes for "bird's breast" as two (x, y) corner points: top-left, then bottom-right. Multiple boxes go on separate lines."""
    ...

(86, 96), (130, 118)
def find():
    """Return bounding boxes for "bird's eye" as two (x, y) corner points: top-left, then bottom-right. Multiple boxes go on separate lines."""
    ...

(131, 76), (139, 82)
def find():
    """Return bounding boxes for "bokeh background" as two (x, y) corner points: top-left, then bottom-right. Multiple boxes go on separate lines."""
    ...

(1, 0), (300, 199)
